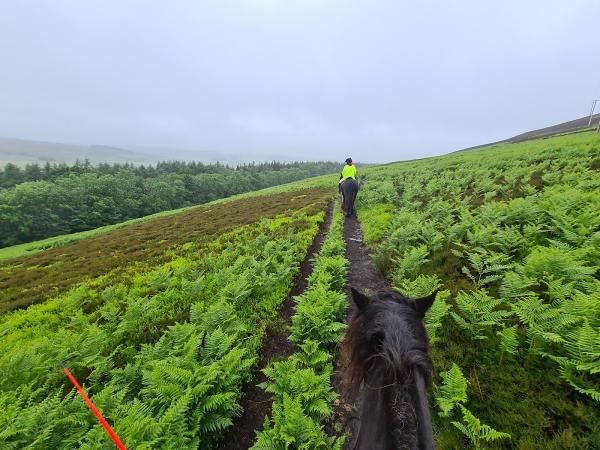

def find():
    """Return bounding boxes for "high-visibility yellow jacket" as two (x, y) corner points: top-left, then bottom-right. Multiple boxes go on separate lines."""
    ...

(341, 163), (357, 180)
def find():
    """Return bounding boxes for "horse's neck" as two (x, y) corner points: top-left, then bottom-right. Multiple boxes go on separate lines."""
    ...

(354, 379), (393, 450)
(353, 371), (423, 450)
(414, 371), (434, 450)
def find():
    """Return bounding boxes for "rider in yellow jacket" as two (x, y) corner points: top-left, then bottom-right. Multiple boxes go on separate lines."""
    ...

(340, 157), (357, 186)
(339, 157), (359, 216)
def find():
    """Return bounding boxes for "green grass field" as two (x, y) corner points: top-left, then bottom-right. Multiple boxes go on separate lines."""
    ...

(1, 131), (599, 449)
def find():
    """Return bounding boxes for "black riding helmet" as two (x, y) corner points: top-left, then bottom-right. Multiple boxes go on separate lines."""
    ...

(345, 157), (352, 164)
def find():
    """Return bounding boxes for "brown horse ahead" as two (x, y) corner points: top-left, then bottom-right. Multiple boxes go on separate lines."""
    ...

(342, 288), (436, 450)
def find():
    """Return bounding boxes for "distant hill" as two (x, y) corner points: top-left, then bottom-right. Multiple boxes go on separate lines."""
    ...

(0, 137), (302, 167)
(459, 113), (600, 152)
(508, 113), (600, 142)
(0, 138), (155, 166)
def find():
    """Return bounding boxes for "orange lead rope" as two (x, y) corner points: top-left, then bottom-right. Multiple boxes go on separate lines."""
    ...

(60, 361), (127, 450)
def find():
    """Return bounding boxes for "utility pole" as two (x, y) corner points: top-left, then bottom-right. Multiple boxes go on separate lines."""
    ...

(589, 100), (599, 126)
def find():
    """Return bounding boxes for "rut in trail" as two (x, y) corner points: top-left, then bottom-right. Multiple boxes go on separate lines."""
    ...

(329, 214), (391, 448)
(217, 202), (334, 450)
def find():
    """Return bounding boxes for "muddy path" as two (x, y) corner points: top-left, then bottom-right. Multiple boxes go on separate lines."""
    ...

(343, 215), (390, 293)
(217, 201), (334, 450)
(328, 214), (391, 448)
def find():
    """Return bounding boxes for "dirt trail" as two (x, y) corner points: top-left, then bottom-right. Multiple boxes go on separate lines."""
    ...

(329, 214), (391, 448)
(343, 216), (390, 293)
(218, 201), (334, 450)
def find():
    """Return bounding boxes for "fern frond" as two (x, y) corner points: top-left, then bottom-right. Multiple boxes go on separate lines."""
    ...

(435, 363), (468, 417)
(453, 290), (511, 339)
(452, 405), (511, 449)
(424, 289), (450, 345)
(497, 326), (519, 356)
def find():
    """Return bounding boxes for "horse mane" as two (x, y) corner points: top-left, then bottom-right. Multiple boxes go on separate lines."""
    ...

(340, 311), (367, 397)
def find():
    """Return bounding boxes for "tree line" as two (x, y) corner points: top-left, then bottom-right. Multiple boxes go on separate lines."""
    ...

(0, 160), (336, 188)
(0, 160), (339, 247)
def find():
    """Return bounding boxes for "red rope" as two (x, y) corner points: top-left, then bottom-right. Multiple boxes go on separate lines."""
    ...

(61, 363), (127, 450)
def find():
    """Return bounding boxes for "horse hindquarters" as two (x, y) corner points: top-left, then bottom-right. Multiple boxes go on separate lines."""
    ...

(350, 179), (359, 216)
(342, 179), (359, 217)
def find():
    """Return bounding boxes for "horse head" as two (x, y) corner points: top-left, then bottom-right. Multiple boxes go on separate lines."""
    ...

(342, 287), (436, 450)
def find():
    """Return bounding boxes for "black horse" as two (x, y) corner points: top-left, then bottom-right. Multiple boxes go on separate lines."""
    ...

(342, 288), (436, 450)
(340, 178), (360, 217)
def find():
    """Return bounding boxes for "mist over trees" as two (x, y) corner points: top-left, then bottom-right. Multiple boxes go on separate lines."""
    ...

(0, 160), (340, 247)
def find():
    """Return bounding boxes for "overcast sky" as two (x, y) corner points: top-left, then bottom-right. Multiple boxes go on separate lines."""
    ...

(1, 1), (599, 163)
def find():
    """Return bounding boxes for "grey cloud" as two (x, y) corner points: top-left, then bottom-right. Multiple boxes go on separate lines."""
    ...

(0, 0), (598, 163)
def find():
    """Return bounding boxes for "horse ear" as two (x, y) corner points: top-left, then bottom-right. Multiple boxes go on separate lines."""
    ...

(414, 290), (437, 318)
(350, 287), (370, 312)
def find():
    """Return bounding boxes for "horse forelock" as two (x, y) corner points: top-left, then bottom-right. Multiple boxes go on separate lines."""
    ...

(369, 301), (432, 382)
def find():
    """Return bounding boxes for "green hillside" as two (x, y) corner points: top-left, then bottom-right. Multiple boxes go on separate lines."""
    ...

(1, 131), (599, 449)
(356, 131), (600, 449)
(0, 185), (335, 448)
